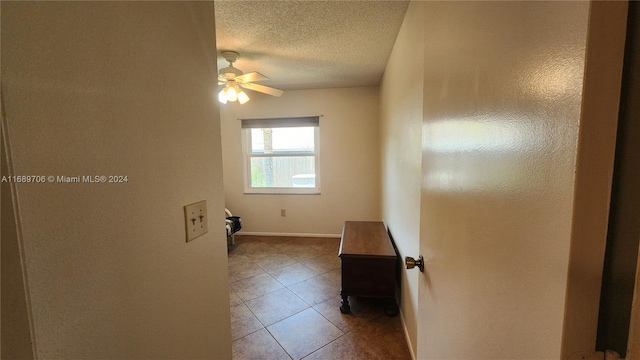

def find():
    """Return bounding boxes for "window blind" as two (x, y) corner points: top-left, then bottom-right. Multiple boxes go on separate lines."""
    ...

(241, 116), (319, 129)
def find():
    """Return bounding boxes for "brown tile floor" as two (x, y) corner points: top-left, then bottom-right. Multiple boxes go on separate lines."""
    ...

(228, 235), (412, 360)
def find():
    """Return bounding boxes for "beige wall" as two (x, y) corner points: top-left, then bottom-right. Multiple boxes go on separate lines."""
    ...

(2, 125), (35, 359)
(2, 2), (232, 359)
(417, 2), (594, 358)
(379, 1), (424, 357)
(220, 87), (381, 236)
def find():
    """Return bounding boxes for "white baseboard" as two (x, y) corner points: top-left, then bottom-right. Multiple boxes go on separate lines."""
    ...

(237, 232), (341, 238)
(399, 308), (417, 360)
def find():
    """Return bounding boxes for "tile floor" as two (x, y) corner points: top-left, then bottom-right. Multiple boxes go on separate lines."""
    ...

(228, 235), (412, 360)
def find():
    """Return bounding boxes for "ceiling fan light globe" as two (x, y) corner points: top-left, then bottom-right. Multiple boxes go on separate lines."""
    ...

(238, 91), (250, 104)
(218, 89), (228, 104)
(227, 87), (238, 102)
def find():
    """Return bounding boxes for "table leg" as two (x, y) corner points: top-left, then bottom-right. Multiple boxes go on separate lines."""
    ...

(340, 292), (350, 314)
(386, 302), (399, 316)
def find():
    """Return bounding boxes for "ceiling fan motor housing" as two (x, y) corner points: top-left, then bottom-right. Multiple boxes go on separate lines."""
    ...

(219, 66), (243, 79)
(219, 50), (243, 79)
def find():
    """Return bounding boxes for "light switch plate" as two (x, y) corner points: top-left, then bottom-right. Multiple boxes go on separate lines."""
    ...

(184, 200), (208, 242)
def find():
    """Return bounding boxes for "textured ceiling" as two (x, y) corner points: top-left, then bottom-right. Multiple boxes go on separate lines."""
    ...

(214, 1), (409, 91)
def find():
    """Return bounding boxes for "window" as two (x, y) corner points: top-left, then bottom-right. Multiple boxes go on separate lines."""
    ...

(241, 116), (320, 194)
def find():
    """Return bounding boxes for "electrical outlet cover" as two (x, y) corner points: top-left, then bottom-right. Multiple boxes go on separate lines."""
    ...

(184, 200), (208, 242)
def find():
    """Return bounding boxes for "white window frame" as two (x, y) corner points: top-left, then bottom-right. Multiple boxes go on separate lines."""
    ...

(241, 116), (321, 195)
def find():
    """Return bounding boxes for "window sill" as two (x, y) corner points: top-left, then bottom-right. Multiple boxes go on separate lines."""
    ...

(243, 190), (321, 195)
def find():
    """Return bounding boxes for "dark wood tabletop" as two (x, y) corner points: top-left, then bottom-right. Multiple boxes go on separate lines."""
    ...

(338, 221), (396, 258)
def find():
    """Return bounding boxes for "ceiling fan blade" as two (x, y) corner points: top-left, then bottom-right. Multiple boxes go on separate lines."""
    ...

(241, 83), (284, 97)
(235, 72), (269, 83)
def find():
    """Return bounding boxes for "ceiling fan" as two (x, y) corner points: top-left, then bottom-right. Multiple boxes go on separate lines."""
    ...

(217, 51), (284, 104)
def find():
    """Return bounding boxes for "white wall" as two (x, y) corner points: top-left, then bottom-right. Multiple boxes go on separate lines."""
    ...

(220, 87), (381, 236)
(379, 2), (424, 357)
(2, 2), (232, 359)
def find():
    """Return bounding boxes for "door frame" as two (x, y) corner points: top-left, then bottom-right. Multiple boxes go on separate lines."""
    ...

(561, 1), (629, 358)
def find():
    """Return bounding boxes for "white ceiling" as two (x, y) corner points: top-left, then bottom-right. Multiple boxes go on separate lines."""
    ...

(214, 1), (410, 92)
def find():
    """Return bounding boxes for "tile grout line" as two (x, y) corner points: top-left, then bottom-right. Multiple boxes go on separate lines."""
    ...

(230, 236), (366, 359)
(263, 325), (293, 360)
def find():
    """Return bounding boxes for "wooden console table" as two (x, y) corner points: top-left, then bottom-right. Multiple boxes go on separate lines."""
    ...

(338, 221), (399, 315)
